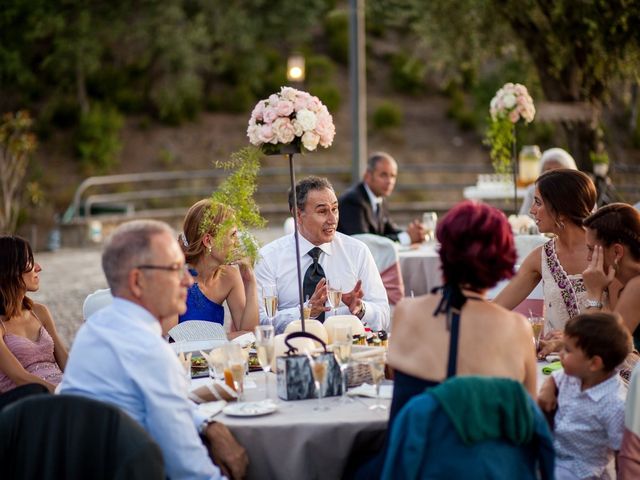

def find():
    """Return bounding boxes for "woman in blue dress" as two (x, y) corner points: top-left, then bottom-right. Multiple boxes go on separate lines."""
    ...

(177, 199), (259, 338)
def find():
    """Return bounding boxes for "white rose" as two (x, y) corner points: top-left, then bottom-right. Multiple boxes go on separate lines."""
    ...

(502, 93), (516, 109)
(291, 119), (304, 137)
(295, 109), (317, 131)
(301, 131), (320, 151)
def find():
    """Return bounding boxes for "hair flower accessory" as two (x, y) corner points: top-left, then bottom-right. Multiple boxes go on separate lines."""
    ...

(178, 232), (189, 248)
(485, 82), (536, 174)
(247, 86), (335, 154)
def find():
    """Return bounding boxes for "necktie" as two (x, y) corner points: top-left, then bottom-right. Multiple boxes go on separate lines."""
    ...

(303, 247), (326, 322)
(376, 201), (384, 232)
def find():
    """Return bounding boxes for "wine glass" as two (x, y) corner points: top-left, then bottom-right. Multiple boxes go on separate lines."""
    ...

(263, 284), (278, 326)
(332, 325), (353, 403)
(309, 354), (330, 411)
(225, 343), (246, 402)
(254, 325), (275, 401)
(326, 279), (342, 318)
(368, 352), (387, 411)
(528, 316), (545, 352)
(422, 211), (438, 242)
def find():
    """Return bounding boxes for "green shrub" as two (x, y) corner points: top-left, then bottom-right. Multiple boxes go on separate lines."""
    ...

(390, 53), (426, 95)
(446, 87), (476, 131)
(306, 55), (336, 85)
(39, 97), (80, 131)
(150, 73), (202, 125)
(373, 102), (403, 130)
(207, 85), (255, 113)
(75, 103), (123, 174)
(324, 9), (349, 65)
(308, 83), (341, 113)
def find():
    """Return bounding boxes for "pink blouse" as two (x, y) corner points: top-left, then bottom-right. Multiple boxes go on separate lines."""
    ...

(0, 315), (63, 393)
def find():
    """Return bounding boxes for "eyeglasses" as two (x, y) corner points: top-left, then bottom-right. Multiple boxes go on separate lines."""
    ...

(136, 264), (191, 280)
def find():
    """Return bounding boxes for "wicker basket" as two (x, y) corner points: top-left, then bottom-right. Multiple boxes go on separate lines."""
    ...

(346, 362), (373, 388)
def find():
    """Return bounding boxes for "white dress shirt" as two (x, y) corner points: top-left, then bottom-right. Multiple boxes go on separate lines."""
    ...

(255, 231), (390, 333)
(552, 370), (626, 480)
(60, 298), (223, 480)
(363, 183), (411, 246)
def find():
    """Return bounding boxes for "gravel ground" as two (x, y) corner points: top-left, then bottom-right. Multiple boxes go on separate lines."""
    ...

(28, 227), (285, 348)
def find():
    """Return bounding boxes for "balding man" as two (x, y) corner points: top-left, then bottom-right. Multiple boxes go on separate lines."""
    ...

(338, 152), (425, 245)
(60, 220), (247, 480)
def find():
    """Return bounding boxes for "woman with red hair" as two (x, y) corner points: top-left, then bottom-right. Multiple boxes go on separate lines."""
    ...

(388, 201), (537, 418)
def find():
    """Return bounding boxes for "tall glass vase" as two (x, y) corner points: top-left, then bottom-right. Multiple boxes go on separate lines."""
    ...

(511, 125), (518, 213)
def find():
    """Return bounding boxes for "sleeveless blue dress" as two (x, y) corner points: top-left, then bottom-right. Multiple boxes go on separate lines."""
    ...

(178, 270), (225, 325)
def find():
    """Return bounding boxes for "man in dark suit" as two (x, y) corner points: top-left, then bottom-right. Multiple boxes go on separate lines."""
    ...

(338, 152), (425, 245)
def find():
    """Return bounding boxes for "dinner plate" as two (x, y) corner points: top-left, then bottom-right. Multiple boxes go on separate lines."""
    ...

(223, 401), (277, 417)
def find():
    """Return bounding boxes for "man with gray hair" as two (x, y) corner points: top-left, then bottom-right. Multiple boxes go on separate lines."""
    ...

(255, 176), (390, 333)
(60, 219), (247, 480)
(338, 151), (425, 245)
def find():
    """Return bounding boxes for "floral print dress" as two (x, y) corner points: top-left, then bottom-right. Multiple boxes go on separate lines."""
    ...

(540, 238), (588, 332)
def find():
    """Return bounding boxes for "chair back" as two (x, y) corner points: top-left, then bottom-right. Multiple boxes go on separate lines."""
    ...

(169, 320), (228, 354)
(382, 376), (554, 480)
(353, 234), (405, 305)
(0, 394), (164, 480)
(83, 288), (113, 320)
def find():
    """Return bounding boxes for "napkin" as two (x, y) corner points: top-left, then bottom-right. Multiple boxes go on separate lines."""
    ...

(542, 361), (563, 375)
(347, 383), (393, 399)
(177, 351), (192, 375)
(189, 381), (239, 403)
(197, 400), (227, 418)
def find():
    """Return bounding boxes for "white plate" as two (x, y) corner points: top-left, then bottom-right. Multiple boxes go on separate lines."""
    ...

(223, 401), (277, 417)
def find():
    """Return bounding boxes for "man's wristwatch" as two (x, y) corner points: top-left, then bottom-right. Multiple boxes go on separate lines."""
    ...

(585, 298), (603, 309)
(356, 301), (366, 320)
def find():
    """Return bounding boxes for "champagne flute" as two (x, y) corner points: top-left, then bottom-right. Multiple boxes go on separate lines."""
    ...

(327, 279), (342, 318)
(422, 211), (438, 242)
(254, 325), (275, 401)
(368, 352), (387, 411)
(528, 316), (545, 351)
(333, 325), (353, 403)
(225, 343), (246, 402)
(263, 284), (278, 326)
(309, 354), (330, 411)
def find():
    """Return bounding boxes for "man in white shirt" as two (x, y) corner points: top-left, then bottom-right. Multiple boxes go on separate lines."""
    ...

(338, 152), (425, 245)
(60, 220), (247, 480)
(255, 176), (390, 333)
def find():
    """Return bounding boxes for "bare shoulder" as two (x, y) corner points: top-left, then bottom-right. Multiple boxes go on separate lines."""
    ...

(620, 277), (640, 302)
(32, 302), (55, 326)
(391, 295), (437, 334)
(519, 245), (543, 272)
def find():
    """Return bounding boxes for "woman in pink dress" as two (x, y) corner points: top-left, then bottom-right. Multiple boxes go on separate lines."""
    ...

(0, 235), (67, 393)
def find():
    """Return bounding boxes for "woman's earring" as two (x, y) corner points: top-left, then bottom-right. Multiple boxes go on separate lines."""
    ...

(614, 258), (619, 271)
(207, 245), (213, 256)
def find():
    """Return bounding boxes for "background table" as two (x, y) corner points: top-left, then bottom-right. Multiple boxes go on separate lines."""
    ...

(196, 373), (390, 480)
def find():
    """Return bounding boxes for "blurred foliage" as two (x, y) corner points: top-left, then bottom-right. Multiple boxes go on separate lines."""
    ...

(369, 0), (640, 170)
(390, 53), (426, 95)
(324, 9), (350, 65)
(372, 101), (403, 130)
(74, 104), (123, 174)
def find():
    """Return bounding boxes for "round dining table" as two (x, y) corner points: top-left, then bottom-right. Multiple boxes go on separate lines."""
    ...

(192, 372), (391, 480)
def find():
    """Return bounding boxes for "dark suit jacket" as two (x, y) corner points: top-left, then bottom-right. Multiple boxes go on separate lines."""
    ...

(338, 182), (402, 241)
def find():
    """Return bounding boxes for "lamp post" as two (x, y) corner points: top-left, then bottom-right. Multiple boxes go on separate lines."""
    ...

(349, 0), (367, 183)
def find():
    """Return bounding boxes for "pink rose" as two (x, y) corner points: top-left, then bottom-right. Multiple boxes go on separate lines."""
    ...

(263, 106), (278, 124)
(275, 100), (294, 117)
(251, 100), (266, 122)
(258, 124), (276, 144)
(247, 123), (261, 145)
(508, 109), (520, 123)
(280, 87), (298, 102)
(272, 117), (296, 144)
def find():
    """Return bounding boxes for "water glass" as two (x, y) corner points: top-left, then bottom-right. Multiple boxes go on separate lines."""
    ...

(254, 325), (275, 401)
(368, 352), (387, 411)
(225, 343), (246, 401)
(333, 325), (353, 403)
(422, 212), (438, 242)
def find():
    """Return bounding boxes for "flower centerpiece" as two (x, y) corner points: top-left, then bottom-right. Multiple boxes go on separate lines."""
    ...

(247, 86), (335, 154)
(485, 82), (536, 174)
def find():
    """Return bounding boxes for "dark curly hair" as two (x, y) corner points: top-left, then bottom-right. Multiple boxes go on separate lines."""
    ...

(436, 201), (516, 290)
(0, 235), (35, 319)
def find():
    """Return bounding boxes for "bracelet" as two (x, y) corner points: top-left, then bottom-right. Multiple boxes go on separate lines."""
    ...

(585, 298), (603, 309)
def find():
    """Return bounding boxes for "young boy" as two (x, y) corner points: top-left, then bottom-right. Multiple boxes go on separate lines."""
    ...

(538, 312), (632, 480)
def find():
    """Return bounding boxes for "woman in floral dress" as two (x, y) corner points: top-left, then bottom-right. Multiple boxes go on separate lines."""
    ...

(495, 169), (597, 357)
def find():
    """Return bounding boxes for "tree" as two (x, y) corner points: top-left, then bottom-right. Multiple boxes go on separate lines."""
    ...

(370, 0), (640, 171)
(0, 111), (37, 232)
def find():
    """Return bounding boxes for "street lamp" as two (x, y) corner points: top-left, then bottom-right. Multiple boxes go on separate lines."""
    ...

(287, 54), (305, 83)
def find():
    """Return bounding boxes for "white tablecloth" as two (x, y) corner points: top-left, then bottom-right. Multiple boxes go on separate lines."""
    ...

(194, 373), (390, 480)
(398, 243), (442, 296)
